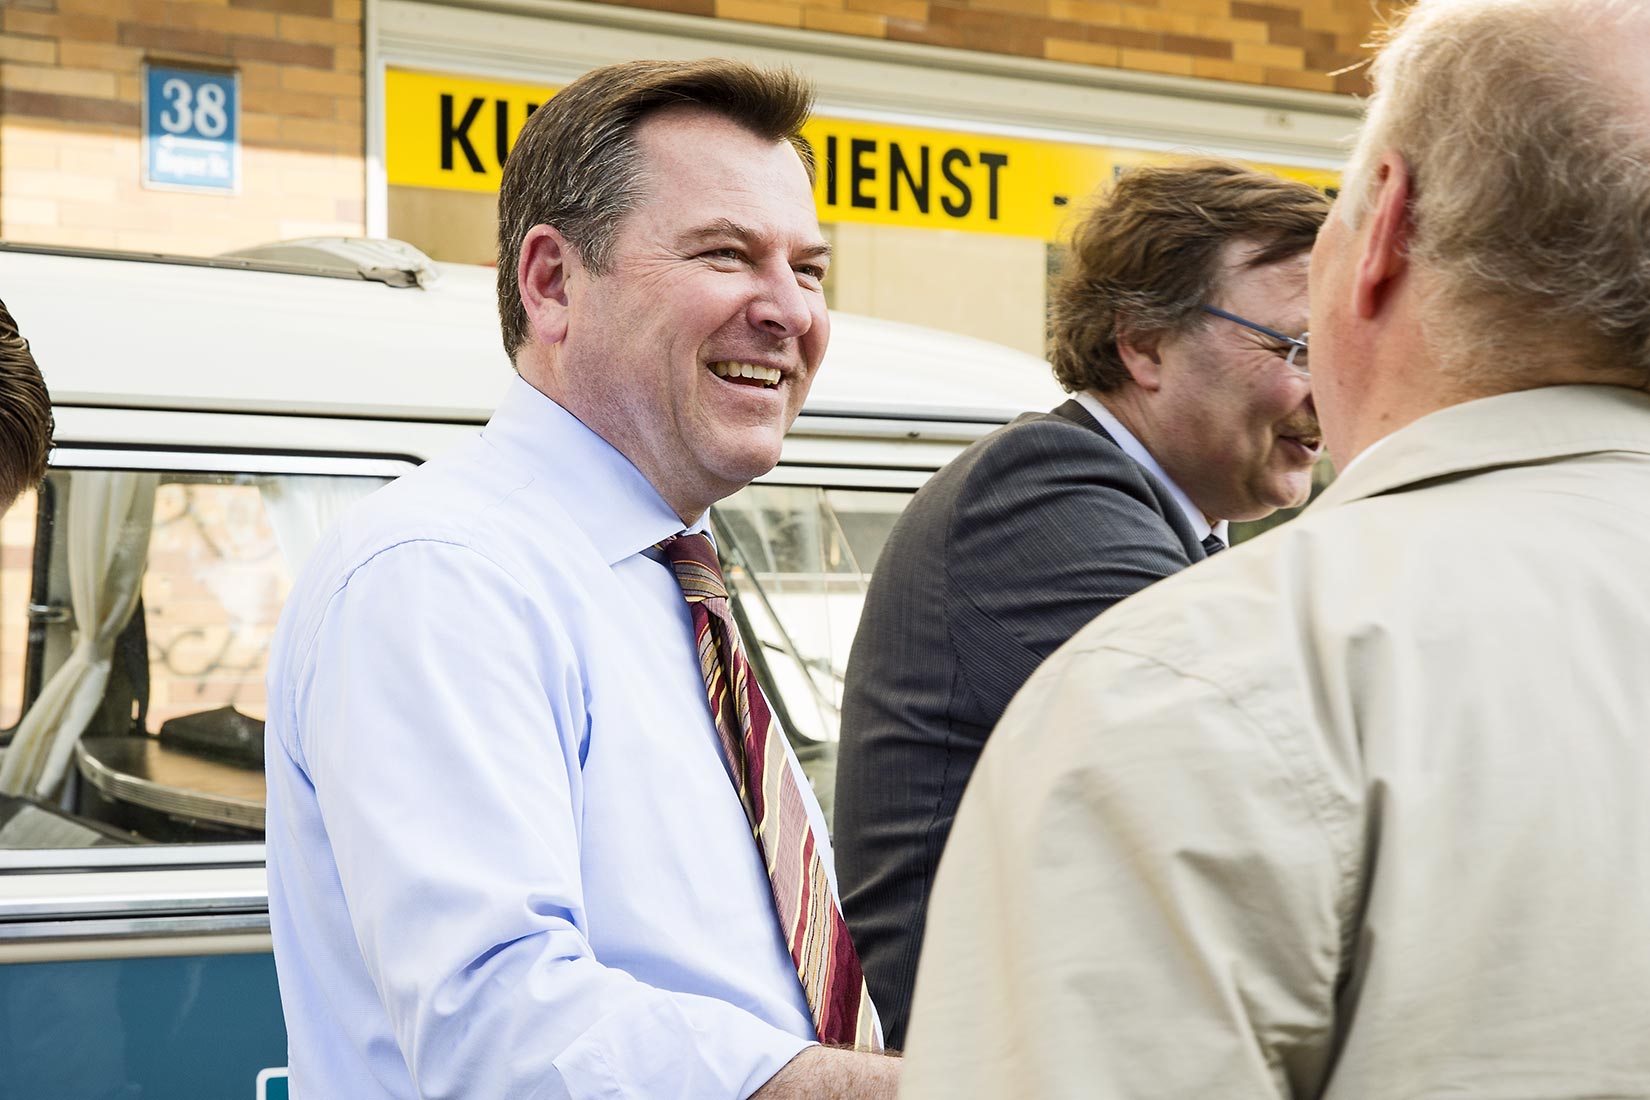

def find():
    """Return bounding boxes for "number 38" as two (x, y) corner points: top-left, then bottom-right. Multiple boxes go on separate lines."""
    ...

(159, 77), (229, 139)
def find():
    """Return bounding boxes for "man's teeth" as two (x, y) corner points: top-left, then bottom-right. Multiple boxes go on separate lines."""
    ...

(709, 361), (781, 387)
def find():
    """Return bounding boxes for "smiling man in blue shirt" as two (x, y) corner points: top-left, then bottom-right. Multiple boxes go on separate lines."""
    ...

(265, 60), (896, 1099)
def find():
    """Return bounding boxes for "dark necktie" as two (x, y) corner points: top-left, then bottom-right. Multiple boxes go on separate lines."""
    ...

(1201, 532), (1226, 557)
(658, 532), (880, 1050)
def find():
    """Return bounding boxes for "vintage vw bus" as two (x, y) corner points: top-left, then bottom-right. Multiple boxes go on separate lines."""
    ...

(0, 238), (1063, 1097)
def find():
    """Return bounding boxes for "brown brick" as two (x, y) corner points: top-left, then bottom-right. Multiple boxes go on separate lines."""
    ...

(336, 94), (361, 123)
(1196, 14), (1267, 42)
(228, 35), (332, 68)
(231, 0), (331, 16)
(242, 86), (337, 119)
(334, 0), (363, 21)
(279, 115), (359, 152)
(973, 0), (1049, 17)
(238, 59), (283, 90)
(1079, 23), (1160, 50)
(56, 40), (142, 71)
(1268, 23), (1335, 50)
(3, 64), (120, 100)
(182, 5), (281, 36)
(1162, 32), (1232, 59)
(716, 0), (803, 26)
(929, 3), (1068, 43)
(1047, 0), (1119, 23)
(334, 44), (362, 74)
(847, 0), (928, 23)
(1, 87), (140, 125)
(1044, 37), (1119, 66)
(1118, 5), (1197, 34)
(277, 13), (360, 47)
(0, 33), (57, 64)
(1230, 1), (1300, 27)
(1333, 66), (1371, 96)
(281, 64), (359, 97)
(1233, 39), (1303, 68)
(802, 6), (887, 35)
(119, 23), (230, 56)
(240, 111), (280, 142)
(1165, 0), (1229, 16)
(4, 10), (118, 42)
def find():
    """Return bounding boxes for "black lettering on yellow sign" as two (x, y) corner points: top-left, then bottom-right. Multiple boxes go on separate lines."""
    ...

(440, 95), (541, 174)
(811, 135), (1010, 222)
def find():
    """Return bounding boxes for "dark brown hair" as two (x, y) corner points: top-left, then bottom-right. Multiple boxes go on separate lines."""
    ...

(1049, 158), (1329, 393)
(496, 58), (815, 360)
(0, 299), (53, 509)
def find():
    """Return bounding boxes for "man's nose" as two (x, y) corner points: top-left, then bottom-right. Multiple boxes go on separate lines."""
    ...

(748, 265), (814, 338)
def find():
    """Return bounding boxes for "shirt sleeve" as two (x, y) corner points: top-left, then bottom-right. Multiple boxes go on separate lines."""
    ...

(292, 539), (809, 1100)
(900, 638), (1354, 1100)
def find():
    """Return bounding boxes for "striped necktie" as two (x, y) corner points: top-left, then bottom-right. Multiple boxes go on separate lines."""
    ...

(658, 532), (880, 1051)
(1201, 532), (1226, 557)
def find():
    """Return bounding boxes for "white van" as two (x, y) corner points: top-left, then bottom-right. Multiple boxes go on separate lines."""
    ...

(0, 238), (1062, 1097)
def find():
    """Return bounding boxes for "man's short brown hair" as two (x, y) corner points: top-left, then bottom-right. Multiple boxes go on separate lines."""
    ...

(1049, 159), (1330, 394)
(0, 300), (53, 510)
(495, 58), (815, 361)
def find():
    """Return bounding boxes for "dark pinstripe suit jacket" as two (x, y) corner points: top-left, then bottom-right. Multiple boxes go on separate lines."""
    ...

(834, 398), (1209, 1048)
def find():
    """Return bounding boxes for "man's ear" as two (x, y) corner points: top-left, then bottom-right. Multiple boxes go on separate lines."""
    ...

(518, 224), (575, 346)
(1353, 152), (1413, 320)
(1115, 327), (1165, 391)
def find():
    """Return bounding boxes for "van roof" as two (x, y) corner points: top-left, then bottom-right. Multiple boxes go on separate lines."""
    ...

(0, 240), (1066, 425)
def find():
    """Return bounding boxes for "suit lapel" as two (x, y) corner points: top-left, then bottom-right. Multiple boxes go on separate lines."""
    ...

(1043, 398), (1208, 560)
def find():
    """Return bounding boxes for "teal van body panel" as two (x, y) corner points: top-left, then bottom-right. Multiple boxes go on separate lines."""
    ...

(0, 953), (285, 1099)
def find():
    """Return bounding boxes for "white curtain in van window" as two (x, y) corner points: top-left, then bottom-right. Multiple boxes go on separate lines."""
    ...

(0, 472), (159, 799)
(258, 475), (384, 576)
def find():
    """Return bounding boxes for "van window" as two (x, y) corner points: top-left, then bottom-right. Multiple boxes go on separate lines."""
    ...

(712, 484), (912, 822)
(0, 465), (391, 849)
(0, 464), (920, 850)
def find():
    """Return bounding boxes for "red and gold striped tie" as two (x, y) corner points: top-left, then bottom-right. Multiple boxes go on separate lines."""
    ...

(659, 532), (880, 1051)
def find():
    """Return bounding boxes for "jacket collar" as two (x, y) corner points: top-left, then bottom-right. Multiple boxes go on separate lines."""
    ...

(1310, 384), (1650, 514)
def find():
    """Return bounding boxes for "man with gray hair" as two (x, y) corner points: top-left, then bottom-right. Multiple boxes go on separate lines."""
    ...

(901, 1), (1650, 1096)
(267, 59), (897, 1099)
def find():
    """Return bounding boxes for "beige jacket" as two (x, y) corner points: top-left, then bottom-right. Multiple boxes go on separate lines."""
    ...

(902, 384), (1650, 1099)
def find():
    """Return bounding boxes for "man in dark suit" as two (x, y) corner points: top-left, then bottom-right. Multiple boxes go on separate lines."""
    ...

(834, 159), (1329, 1047)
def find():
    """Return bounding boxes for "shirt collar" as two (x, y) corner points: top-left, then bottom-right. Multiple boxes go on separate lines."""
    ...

(1311, 384), (1650, 514)
(1074, 391), (1225, 544)
(482, 375), (690, 565)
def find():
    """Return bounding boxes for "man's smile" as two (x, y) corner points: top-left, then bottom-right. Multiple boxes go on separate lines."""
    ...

(708, 360), (782, 388)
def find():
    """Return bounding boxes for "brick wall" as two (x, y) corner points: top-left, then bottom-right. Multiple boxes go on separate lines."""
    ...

(0, 0), (364, 254)
(609, 0), (1404, 95)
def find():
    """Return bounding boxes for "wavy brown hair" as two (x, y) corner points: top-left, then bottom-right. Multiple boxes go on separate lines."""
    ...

(1049, 159), (1329, 394)
(0, 299), (53, 510)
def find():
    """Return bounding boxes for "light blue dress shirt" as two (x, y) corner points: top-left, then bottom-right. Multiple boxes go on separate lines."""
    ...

(265, 376), (828, 1099)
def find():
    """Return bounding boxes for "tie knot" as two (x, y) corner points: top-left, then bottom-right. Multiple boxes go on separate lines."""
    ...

(657, 532), (727, 602)
(1200, 532), (1226, 557)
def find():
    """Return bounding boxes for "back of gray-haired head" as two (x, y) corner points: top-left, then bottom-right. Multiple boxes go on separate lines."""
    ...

(1340, 0), (1650, 381)
(494, 59), (815, 362)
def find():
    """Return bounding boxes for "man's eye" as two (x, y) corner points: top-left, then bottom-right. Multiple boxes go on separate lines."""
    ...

(796, 265), (827, 282)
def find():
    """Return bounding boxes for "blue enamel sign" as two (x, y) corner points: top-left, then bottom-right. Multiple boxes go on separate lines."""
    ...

(144, 65), (240, 192)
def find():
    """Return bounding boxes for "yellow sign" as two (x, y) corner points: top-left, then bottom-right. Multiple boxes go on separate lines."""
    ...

(385, 68), (1341, 244)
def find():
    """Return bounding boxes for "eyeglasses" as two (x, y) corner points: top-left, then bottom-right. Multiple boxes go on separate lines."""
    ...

(1201, 305), (1309, 373)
